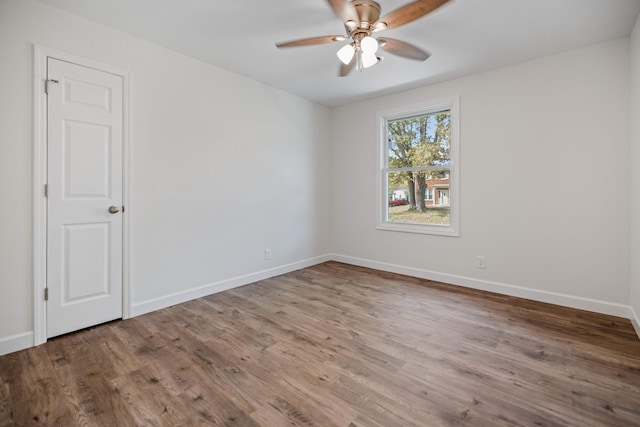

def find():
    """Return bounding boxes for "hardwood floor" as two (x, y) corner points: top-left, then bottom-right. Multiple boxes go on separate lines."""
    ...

(1, 261), (639, 426)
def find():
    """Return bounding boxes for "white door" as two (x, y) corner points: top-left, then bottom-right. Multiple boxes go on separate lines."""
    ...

(46, 58), (124, 338)
(440, 189), (450, 206)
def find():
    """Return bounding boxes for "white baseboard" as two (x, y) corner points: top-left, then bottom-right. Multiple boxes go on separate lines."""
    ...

(131, 254), (332, 317)
(0, 332), (34, 356)
(331, 254), (634, 320)
(631, 307), (640, 340)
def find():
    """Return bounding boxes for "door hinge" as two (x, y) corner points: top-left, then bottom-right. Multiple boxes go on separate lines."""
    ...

(44, 79), (59, 95)
(44, 184), (48, 197)
(44, 288), (49, 301)
(122, 205), (125, 213)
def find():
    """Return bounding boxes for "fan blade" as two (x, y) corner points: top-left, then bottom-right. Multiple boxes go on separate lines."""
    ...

(276, 35), (346, 48)
(378, 37), (430, 61)
(327, 0), (358, 23)
(339, 56), (356, 77)
(375, 0), (450, 30)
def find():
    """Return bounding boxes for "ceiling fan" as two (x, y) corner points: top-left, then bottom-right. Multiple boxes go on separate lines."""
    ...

(276, 0), (451, 76)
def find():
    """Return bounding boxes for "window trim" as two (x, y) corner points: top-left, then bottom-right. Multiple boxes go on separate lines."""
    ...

(376, 96), (460, 237)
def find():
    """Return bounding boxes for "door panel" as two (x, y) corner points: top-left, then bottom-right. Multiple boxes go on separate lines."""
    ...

(64, 78), (113, 110)
(63, 223), (111, 302)
(47, 58), (124, 338)
(64, 121), (112, 198)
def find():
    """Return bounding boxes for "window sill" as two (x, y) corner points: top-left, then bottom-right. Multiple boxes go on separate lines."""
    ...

(376, 222), (459, 237)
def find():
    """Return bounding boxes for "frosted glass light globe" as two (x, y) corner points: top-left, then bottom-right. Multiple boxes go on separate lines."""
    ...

(361, 36), (379, 54)
(362, 52), (378, 68)
(337, 44), (355, 65)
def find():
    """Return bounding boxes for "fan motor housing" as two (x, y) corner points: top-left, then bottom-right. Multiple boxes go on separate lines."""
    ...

(352, 0), (382, 27)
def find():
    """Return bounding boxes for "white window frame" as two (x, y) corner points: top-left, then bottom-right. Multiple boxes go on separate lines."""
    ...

(377, 96), (460, 236)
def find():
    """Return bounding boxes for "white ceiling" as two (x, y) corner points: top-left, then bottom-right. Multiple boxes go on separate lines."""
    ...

(38, 0), (640, 107)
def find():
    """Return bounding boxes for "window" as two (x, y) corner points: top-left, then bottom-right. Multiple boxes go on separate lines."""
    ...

(426, 188), (434, 201)
(378, 97), (459, 236)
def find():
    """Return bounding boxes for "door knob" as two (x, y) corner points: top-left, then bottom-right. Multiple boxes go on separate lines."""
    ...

(108, 206), (120, 214)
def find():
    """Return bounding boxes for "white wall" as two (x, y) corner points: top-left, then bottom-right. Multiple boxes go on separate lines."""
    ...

(331, 39), (632, 312)
(631, 15), (640, 332)
(0, 0), (331, 353)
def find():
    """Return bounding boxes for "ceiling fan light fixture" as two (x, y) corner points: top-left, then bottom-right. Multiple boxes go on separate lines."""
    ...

(361, 36), (379, 54)
(373, 22), (387, 32)
(361, 52), (378, 68)
(337, 43), (355, 65)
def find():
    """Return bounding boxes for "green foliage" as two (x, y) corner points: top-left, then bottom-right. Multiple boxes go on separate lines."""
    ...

(388, 111), (450, 168)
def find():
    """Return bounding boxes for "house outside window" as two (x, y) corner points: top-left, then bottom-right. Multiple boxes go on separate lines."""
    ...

(377, 96), (459, 236)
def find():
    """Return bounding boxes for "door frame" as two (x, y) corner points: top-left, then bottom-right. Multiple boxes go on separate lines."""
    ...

(33, 45), (133, 346)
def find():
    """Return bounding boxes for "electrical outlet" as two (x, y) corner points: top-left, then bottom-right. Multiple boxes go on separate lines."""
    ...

(265, 248), (272, 261)
(477, 256), (486, 269)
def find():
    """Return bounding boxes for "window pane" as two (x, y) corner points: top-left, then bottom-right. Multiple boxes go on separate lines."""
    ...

(387, 110), (451, 168)
(387, 170), (451, 226)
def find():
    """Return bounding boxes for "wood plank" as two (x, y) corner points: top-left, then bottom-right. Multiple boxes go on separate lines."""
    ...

(0, 261), (638, 426)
